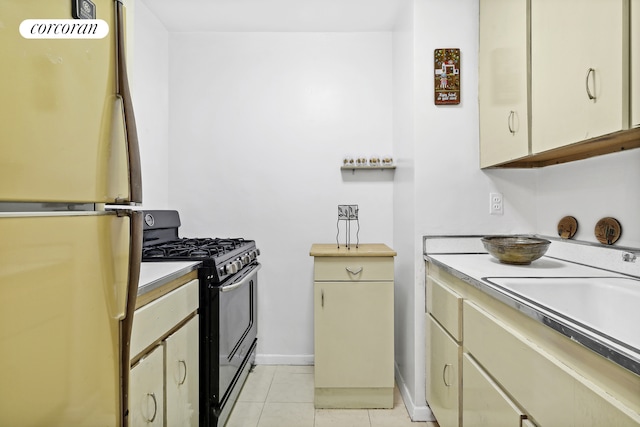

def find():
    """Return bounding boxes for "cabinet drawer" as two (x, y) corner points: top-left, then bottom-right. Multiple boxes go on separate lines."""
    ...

(314, 257), (393, 281)
(463, 353), (526, 426)
(464, 301), (640, 426)
(426, 276), (462, 341)
(131, 279), (199, 360)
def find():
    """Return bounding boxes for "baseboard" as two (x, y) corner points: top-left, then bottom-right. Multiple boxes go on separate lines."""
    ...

(255, 353), (314, 365)
(394, 363), (436, 422)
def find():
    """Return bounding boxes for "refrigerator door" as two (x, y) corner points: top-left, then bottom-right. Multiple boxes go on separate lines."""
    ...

(0, 212), (130, 426)
(0, 0), (141, 204)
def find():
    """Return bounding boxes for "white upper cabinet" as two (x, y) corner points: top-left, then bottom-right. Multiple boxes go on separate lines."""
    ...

(531, 0), (630, 153)
(479, 0), (530, 167)
(632, 0), (640, 128)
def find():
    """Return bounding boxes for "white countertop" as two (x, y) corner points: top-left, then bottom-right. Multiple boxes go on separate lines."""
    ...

(138, 261), (201, 295)
(424, 235), (640, 376)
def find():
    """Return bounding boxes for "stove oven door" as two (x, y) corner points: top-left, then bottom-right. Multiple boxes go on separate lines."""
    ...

(217, 264), (260, 415)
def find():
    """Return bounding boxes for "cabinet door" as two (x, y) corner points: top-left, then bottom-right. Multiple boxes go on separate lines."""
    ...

(129, 345), (164, 427)
(531, 0), (629, 153)
(426, 315), (460, 427)
(314, 281), (394, 388)
(479, 0), (530, 167)
(463, 353), (525, 427)
(165, 315), (199, 427)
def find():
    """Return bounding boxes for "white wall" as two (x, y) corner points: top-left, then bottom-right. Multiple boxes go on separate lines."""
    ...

(133, 0), (170, 209)
(536, 150), (640, 248)
(391, 0), (420, 418)
(167, 32), (395, 363)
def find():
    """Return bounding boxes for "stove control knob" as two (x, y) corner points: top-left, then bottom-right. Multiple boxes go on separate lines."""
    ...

(234, 260), (243, 270)
(242, 254), (251, 264)
(225, 263), (238, 274)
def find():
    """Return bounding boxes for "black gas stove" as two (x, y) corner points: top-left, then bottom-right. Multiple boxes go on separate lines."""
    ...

(141, 210), (260, 427)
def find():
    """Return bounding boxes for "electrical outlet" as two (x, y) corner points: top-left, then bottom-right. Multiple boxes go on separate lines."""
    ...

(490, 192), (503, 215)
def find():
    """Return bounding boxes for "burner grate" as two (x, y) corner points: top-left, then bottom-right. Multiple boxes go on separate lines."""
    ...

(141, 237), (251, 260)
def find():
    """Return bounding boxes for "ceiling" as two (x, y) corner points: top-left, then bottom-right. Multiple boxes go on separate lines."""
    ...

(140, 0), (407, 32)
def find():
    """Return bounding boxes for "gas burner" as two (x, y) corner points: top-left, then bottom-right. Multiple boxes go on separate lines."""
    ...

(143, 247), (167, 258)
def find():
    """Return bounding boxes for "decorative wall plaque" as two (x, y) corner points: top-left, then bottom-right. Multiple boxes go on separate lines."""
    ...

(434, 48), (461, 105)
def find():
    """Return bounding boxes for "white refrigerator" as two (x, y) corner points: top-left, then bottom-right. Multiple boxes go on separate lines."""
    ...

(0, 1), (142, 426)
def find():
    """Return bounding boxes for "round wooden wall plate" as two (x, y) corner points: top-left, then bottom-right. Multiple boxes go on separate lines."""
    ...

(594, 217), (622, 245)
(557, 216), (578, 239)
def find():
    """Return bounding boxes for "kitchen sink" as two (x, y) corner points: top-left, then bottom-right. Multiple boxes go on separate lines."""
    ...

(484, 276), (640, 352)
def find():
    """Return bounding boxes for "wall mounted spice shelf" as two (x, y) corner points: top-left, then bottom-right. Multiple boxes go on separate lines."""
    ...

(341, 166), (396, 174)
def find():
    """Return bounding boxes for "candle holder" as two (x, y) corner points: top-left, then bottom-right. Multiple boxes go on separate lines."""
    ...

(336, 205), (359, 249)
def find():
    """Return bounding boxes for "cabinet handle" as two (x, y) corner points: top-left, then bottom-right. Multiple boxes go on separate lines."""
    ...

(585, 68), (596, 100)
(345, 266), (363, 275)
(507, 111), (516, 135)
(321, 289), (324, 308)
(178, 360), (188, 385)
(143, 392), (158, 423)
(442, 364), (452, 387)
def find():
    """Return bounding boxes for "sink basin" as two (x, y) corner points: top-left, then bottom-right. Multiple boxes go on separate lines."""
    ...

(485, 277), (640, 351)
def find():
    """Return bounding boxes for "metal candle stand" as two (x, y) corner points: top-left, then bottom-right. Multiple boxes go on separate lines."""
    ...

(336, 205), (359, 249)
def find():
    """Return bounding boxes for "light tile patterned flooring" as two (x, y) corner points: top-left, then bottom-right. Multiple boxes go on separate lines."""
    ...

(226, 365), (439, 427)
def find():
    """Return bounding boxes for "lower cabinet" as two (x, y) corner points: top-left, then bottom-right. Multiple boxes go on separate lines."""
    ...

(310, 244), (396, 409)
(129, 315), (199, 427)
(426, 262), (640, 427)
(130, 279), (200, 427)
(426, 315), (461, 427)
(466, 300), (640, 426)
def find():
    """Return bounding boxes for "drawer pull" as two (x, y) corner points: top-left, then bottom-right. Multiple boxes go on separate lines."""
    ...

(345, 266), (363, 275)
(442, 363), (452, 387)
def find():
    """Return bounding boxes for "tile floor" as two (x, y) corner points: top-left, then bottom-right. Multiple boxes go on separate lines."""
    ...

(226, 365), (440, 427)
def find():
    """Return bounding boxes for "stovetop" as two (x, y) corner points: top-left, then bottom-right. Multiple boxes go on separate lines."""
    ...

(142, 237), (252, 260)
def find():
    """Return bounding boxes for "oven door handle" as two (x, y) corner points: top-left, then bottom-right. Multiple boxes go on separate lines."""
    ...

(220, 263), (262, 293)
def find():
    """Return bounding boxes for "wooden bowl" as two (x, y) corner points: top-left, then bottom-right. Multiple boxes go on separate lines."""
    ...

(481, 236), (551, 265)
